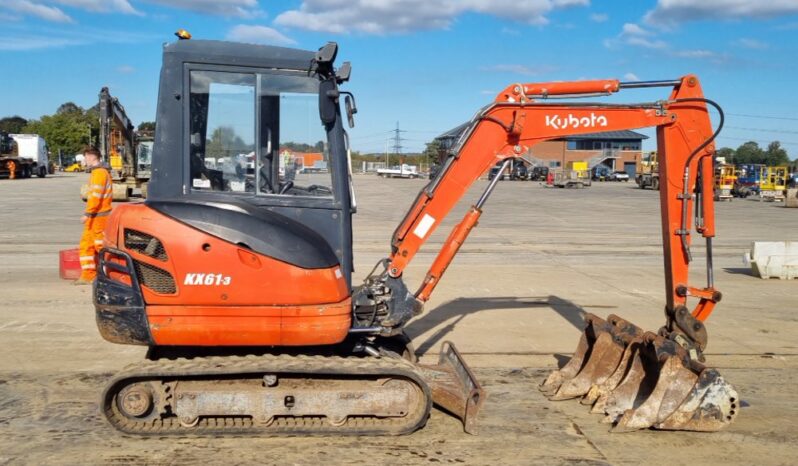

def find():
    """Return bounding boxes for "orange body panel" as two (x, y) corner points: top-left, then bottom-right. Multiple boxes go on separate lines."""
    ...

(147, 301), (351, 346)
(104, 203), (352, 346)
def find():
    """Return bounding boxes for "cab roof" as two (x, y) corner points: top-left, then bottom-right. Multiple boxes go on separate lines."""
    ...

(164, 39), (317, 72)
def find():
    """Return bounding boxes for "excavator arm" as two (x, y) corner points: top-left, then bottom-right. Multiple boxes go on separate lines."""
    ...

(353, 75), (738, 432)
(379, 76), (719, 346)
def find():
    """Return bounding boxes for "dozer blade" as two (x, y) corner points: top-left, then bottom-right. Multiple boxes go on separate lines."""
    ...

(545, 315), (738, 433)
(418, 341), (486, 435)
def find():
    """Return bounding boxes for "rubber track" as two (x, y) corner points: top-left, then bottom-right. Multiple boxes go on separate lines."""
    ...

(102, 353), (432, 436)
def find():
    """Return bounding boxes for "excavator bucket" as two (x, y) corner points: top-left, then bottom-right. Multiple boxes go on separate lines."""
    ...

(545, 314), (738, 432)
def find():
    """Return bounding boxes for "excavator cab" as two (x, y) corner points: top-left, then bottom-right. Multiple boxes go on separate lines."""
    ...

(150, 39), (354, 283)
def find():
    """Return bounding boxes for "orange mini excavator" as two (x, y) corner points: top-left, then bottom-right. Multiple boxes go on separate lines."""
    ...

(94, 38), (737, 435)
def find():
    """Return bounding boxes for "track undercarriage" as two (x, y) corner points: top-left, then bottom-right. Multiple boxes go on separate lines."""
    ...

(103, 342), (484, 436)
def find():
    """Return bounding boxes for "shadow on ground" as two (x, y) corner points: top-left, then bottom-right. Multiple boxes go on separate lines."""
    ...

(407, 295), (614, 356)
(723, 267), (754, 277)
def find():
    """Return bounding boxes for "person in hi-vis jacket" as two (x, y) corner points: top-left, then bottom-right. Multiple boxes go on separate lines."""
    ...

(76, 147), (112, 285)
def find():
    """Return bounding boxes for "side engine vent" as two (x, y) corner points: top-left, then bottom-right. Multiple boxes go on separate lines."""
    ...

(133, 260), (177, 294)
(124, 229), (168, 261)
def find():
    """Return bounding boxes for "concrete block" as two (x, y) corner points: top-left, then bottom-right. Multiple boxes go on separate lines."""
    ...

(744, 241), (798, 279)
(785, 188), (798, 208)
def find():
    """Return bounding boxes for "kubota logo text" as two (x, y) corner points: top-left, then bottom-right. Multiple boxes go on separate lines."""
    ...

(183, 273), (232, 286)
(545, 113), (608, 130)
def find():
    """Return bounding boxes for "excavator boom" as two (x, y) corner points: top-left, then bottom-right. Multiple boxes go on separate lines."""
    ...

(356, 75), (736, 431)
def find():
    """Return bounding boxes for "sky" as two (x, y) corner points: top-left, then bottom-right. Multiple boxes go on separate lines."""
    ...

(1, 0), (798, 155)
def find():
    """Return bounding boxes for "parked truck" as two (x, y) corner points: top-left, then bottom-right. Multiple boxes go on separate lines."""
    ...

(377, 163), (420, 178)
(0, 132), (49, 179)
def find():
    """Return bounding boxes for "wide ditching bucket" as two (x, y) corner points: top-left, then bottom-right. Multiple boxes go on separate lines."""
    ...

(542, 313), (738, 432)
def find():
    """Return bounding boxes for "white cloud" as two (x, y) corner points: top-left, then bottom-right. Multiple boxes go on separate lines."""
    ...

(275, 0), (591, 34)
(0, 35), (84, 50)
(605, 23), (667, 49)
(144, 0), (261, 17)
(625, 36), (668, 49)
(481, 64), (558, 76)
(669, 49), (716, 59)
(589, 13), (608, 22)
(226, 25), (296, 46)
(621, 23), (651, 36)
(4, 0), (73, 23)
(0, 11), (23, 21)
(623, 72), (640, 81)
(52, 0), (141, 15)
(733, 38), (768, 49)
(645, 0), (798, 26)
(116, 65), (135, 74)
(0, 25), (156, 51)
(666, 49), (731, 64)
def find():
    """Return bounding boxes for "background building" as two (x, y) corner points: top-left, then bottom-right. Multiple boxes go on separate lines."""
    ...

(528, 130), (648, 177)
(433, 126), (647, 177)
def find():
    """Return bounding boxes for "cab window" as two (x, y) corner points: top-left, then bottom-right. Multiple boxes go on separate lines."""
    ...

(189, 70), (256, 193)
(188, 69), (333, 198)
(258, 73), (333, 197)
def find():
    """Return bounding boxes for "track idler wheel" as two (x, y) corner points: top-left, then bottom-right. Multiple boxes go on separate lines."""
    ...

(544, 313), (738, 432)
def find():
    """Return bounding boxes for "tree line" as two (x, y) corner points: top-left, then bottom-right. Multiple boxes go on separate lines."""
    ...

(716, 141), (792, 167)
(0, 104), (155, 164)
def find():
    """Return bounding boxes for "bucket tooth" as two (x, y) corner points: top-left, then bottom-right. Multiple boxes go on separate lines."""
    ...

(581, 316), (643, 407)
(654, 367), (739, 432)
(540, 314), (607, 394)
(548, 332), (623, 400)
(586, 339), (638, 411)
(601, 333), (660, 424)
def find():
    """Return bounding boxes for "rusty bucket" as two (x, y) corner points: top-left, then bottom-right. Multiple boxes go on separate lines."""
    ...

(544, 313), (738, 432)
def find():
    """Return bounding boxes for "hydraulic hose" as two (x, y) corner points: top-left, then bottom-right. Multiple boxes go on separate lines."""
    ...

(670, 97), (724, 263)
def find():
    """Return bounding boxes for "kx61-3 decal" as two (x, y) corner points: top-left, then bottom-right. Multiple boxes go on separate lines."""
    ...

(183, 273), (232, 286)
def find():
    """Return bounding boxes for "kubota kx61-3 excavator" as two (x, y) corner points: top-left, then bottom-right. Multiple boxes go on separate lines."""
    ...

(94, 38), (737, 436)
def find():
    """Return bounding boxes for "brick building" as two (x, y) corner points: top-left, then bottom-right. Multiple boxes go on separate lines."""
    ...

(526, 130), (648, 177)
(434, 125), (647, 177)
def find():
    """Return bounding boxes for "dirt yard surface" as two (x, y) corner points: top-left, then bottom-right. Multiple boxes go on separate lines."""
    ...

(1, 173), (796, 465)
